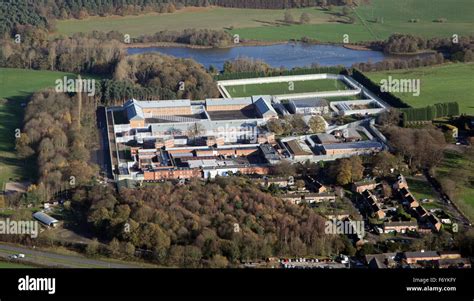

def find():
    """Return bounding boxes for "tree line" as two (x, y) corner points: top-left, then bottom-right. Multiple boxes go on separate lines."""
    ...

(352, 53), (445, 73)
(382, 34), (474, 63)
(134, 29), (233, 47)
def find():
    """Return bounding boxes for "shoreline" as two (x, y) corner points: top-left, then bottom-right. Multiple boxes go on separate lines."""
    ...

(125, 40), (377, 51)
(125, 40), (289, 49)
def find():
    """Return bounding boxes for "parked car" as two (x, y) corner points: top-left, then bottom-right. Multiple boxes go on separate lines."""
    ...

(18, 254), (25, 258)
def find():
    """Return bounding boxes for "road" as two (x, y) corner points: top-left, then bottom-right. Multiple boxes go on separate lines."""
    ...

(0, 243), (143, 268)
(95, 106), (113, 180)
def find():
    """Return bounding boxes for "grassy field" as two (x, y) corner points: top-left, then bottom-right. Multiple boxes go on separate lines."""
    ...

(435, 150), (474, 222)
(0, 260), (35, 268)
(366, 63), (474, 115)
(55, 1), (472, 42)
(232, 0), (474, 42)
(0, 68), (75, 190)
(224, 78), (348, 97)
(55, 6), (332, 38)
(54, 1), (474, 43)
(355, 0), (474, 40)
(406, 177), (438, 201)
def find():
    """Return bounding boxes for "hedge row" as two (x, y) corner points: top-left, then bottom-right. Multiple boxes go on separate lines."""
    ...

(401, 102), (460, 124)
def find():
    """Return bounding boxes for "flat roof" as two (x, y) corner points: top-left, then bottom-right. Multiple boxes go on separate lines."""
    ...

(314, 133), (338, 144)
(291, 98), (328, 108)
(323, 141), (382, 150)
(207, 109), (259, 121)
(405, 251), (439, 258)
(286, 140), (312, 156)
(132, 99), (191, 108)
(206, 97), (253, 107)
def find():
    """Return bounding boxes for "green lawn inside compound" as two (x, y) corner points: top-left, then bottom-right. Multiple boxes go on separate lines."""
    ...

(0, 68), (76, 189)
(224, 79), (349, 98)
(366, 63), (474, 115)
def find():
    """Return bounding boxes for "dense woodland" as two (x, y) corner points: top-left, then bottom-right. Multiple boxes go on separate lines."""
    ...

(0, 28), (124, 75)
(14, 90), (99, 204)
(383, 126), (446, 171)
(69, 177), (351, 266)
(114, 53), (220, 100)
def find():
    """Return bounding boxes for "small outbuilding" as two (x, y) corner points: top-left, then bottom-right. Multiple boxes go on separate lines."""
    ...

(33, 211), (59, 227)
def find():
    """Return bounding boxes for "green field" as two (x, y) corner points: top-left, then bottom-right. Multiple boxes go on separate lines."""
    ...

(56, 7), (331, 38)
(0, 68), (75, 189)
(366, 63), (474, 115)
(435, 150), (474, 222)
(55, 1), (473, 42)
(232, 0), (474, 42)
(406, 177), (438, 201)
(0, 260), (35, 268)
(224, 78), (349, 97)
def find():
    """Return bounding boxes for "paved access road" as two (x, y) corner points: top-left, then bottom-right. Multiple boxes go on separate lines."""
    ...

(0, 243), (143, 268)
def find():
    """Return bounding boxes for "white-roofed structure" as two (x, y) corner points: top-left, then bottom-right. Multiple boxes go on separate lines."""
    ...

(33, 211), (59, 227)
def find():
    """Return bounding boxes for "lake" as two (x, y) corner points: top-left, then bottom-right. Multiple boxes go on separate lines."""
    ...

(127, 43), (387, 70)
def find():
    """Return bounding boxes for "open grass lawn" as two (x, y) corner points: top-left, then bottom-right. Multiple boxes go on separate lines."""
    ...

(366, 63), (474, 115)
(224, 78), (348, 97)
(435, 150), (474, 222)
(55, 1), (474, 43)
(0, 68), (75, 189)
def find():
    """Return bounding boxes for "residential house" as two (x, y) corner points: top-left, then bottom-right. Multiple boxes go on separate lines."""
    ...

(353, 179), (377, 193)
(383, 221), (418, 234)
(427, 214), (442, 232)
(404, 251), (440, 264)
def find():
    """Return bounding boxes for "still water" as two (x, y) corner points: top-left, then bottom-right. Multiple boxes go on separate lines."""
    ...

(127, 42), (386, 70)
